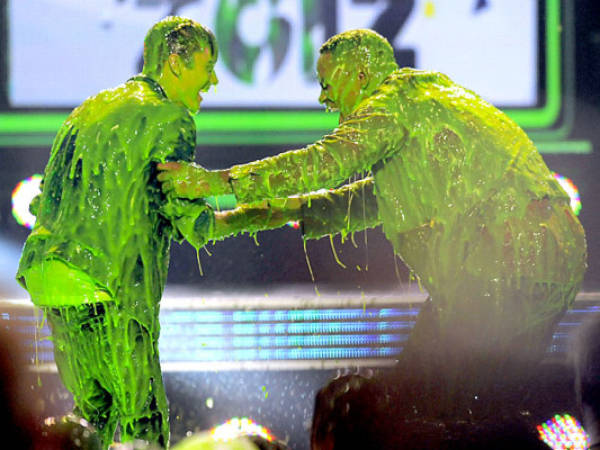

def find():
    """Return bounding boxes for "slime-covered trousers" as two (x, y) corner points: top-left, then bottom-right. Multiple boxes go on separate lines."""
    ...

(45, 302), (169, 448)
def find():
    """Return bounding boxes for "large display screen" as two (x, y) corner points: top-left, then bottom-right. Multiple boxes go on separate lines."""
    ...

(8, 0), (538, 109)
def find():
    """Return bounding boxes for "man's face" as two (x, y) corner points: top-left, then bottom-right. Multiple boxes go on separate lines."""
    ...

(177, 47), (218, 113)
(316, 51), (363, 119)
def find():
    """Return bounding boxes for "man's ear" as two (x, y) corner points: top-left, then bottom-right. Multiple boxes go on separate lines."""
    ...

(357, 69), (369, 90)
(167, 53), (182, 77)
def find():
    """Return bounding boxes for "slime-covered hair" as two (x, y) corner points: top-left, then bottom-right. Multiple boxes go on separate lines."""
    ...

(142, 16), (217, 78)
(319, 29), (397, 76)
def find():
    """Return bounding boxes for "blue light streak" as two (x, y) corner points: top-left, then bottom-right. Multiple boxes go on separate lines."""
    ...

(163, 308), (416, 323)
(163, 347), (401, 362)
(13, 301), (598, 366)
(161, 320), (413, 336)
(158, 334), (406, 350)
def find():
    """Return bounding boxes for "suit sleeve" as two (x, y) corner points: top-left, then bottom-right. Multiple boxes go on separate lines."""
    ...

(152, 110), (197, 164)
(154, 110), (215, 249)
(211, 178), (381, 241)
(300, 177), (381, 239)
(227, 100), (403, 204)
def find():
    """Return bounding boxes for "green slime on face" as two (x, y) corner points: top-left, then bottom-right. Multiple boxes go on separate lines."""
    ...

(142, 16), (217, 79)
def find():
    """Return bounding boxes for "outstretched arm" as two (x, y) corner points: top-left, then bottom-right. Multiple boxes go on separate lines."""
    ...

(158, 101), (403, 203)
(212, 197), (302, 240)
(211, 177), (381, 241)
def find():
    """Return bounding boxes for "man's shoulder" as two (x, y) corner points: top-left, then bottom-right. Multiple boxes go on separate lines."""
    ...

(124, 78), (193, 124)
(72, 77), (191, 129)
(363, 68), (446, 106)
(106, 78), (176, 112)
(386, 68), (453, 88)
(379, 68), (484, 109)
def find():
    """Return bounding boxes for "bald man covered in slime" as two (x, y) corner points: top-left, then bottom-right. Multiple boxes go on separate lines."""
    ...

(17, 17), (218, 448)
(160, 29), (586, 409)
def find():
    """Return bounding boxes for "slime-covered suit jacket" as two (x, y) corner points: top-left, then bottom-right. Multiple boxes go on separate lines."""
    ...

(17, 76), (211, 331)
(226, 69), (586, 326)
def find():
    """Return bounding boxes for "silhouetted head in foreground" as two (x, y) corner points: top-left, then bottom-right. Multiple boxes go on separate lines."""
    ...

(38, 415), (102, 450)
(311, 373), (549, 449)
(573, 315), (600, 448)
(0, 326), (37, 448)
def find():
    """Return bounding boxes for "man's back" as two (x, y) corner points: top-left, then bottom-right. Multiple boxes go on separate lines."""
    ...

(17, 77), (195, 324)
(370, 68), (566, 234)
(355, 69), (584, 295)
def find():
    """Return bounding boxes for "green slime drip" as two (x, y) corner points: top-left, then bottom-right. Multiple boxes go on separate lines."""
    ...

(221, 68), (587, 320)
(16, 74), (212, 448)
(207, 30), (586, 403)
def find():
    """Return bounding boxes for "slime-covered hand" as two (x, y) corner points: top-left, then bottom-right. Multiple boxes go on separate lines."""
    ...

(157, 161), (231, 198)
(161, 197), (215, 250)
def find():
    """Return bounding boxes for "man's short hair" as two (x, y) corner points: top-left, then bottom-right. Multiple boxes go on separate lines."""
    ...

(142, 16), (217, 78)
(319, 29), (396, 73)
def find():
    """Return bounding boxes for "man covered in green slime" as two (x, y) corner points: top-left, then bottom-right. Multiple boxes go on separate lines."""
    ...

(159, 29), (587, 410)
(16, 17), (218, 448)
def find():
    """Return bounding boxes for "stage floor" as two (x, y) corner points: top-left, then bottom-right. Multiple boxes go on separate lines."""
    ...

(1, 286), (598, 449)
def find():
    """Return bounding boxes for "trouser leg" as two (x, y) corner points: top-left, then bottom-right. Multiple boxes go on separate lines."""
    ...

(392, 281), (576, 418)
(392, 299), (461, 417)
(46, 305), (119, 447)
(44, 301), (169, 448)
(110, 316), (169, 448)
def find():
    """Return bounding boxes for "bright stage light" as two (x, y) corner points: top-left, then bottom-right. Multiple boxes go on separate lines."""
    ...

(537, 414), (589, 450)
(211, 417), (275, 442)
(552, 172), (582, 216)
(11, 174), (43, 229)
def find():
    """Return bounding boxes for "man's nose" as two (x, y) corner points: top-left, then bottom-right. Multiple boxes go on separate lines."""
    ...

(211, 71), (219, 86)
